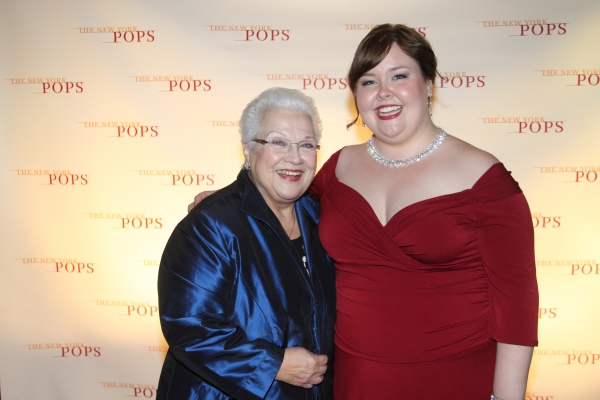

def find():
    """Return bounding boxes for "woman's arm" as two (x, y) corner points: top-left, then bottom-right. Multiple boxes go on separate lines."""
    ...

(476, 172), (539, 398)
(159, 210), (284, 399)
(492, 342), (534, 399)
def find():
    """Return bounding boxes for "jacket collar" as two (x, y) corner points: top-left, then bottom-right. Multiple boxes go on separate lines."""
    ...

(237, 168), (318, 229)
(237, 169), (320, 284)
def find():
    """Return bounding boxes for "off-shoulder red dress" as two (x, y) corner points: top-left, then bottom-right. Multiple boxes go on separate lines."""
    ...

(310, 150), (538, 399)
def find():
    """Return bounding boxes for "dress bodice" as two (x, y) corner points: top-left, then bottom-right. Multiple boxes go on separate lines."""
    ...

(310, 150), (538, 363)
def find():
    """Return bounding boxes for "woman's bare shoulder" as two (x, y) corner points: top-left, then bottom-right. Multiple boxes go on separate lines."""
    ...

(440, 135), (500, 185)
(335, 142), (375, 181)
(339, 142), (366, 156)
(338, 143), (368, 165)
(446, 135), (498, 166)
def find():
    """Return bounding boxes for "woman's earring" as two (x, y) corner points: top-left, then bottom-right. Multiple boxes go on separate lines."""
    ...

(428, 96), (433, 117)
(361, 120), (365, 128)
(244, 161), (250, 171)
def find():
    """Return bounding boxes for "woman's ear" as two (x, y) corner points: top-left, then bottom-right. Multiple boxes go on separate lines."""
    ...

(242, 143), (252, 163)
(242, 143), (250, 164)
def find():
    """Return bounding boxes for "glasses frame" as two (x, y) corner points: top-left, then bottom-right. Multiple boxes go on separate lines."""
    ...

(251, 138), (320, 154)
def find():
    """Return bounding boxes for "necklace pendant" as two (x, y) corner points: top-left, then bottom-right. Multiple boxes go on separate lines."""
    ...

(302, 255), (310, 277)
(366, 127), (447, 167)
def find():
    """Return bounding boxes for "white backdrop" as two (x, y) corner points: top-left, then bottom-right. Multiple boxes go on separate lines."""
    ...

(1, 0), (599, 399)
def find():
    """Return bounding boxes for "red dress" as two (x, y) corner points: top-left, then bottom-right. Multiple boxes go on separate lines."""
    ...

(310, 150), (538, 399)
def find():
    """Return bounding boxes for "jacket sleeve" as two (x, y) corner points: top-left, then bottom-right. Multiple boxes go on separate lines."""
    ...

(158, 209), (284, 400)
(476, 190), (539, 346)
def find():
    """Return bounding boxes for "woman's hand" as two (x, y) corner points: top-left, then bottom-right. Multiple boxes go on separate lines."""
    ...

(188, 190), (217, 212)
(275, 347), (328, 389)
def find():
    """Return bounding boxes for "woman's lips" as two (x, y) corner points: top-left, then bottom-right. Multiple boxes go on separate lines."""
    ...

(376, 105), (402, 120)
(277, 169), (303, 181)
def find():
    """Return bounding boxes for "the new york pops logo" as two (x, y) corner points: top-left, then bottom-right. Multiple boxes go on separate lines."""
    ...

(205, 24), (289, 41)
(93, 300), (158, 317)
(135, 169), (216, 187)
(534, 165), (600, 183)
(13, 169), (88, 185)
(6, 77), (83, 94)
(537, 69), (599, 87)
(479, 19), (567, 36)
(534, 349), (600, 366)
(139, 259), (160, 267)
(23, 342), (101, 358)
(264, 73), (347, 91)
(18, 257), (95, 274)
(435, 72), (485, 89)
(208, 120), (239, 128)
(100, 382), (157, 398)
(524, 392), (555, 400)
(536, 258), (599, 276)
(538, 307), (557, 319)
(79, 121), (159, 138)
(478, 116), (564, 134)
(130, 75), (211, 92)
(341, 24), (427, 37)
(75, 26), (155, 43)
(86, 213), (163, 229)
(98, 348), (166, 397)
(145, 345), (168, 353)
(531, 212), (561, 228)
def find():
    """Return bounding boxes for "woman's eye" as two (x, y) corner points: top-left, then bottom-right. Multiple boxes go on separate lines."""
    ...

(300, 142), (315, 149)
(360, 79), (375, 86)
(393, 74), (407, 80)
(269, 139), (287, 147)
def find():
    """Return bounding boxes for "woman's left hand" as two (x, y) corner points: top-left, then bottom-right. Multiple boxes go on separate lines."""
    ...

(275, 347), (328, 389)
(188, 190), (217, 212)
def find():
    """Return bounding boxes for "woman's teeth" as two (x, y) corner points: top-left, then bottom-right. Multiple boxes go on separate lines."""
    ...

(377, 105), (402, 116)
(278, 170), (301, 176)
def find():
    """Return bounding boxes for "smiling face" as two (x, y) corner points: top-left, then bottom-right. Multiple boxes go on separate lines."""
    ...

(356, 43), (432, 143)
(243, 109), (317, 211)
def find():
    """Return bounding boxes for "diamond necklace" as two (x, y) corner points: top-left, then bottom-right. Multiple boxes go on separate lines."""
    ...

(366, 127), (447, 168)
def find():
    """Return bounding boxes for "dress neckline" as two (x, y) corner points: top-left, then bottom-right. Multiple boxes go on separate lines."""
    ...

(330, 152), (503, 227)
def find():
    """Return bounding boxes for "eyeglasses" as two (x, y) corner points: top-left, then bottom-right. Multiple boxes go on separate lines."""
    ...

(251, 137), (320, 155)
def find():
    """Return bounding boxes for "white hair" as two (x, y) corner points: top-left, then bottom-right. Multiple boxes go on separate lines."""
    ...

(239, 87), (322, 147)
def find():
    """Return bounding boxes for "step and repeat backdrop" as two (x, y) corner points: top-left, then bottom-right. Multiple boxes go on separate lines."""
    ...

(1, 0), (599, 398)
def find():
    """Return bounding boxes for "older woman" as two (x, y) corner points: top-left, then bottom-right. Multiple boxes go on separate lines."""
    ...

(157, 87), (335, 400)
(309, 24), (538, 399)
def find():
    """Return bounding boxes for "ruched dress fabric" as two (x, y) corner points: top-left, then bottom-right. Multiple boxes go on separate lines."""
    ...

(309, 151), (538, 399)
(157, 169), (336, 400)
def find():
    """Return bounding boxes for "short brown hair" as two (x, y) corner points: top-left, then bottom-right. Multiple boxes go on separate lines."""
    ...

(347, 24), (438, 128)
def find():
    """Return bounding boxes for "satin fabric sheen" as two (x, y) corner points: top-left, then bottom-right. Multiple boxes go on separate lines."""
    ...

(310, 151), (538, 398)
(157, 169), (336, 400)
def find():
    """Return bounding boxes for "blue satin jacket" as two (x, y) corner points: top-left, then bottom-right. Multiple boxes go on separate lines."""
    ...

(157, 169), (336, 400)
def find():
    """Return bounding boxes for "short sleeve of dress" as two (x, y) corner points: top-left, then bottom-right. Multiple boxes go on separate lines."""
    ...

(474, 165), (539, 346)
(309, 150), (342, 199)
